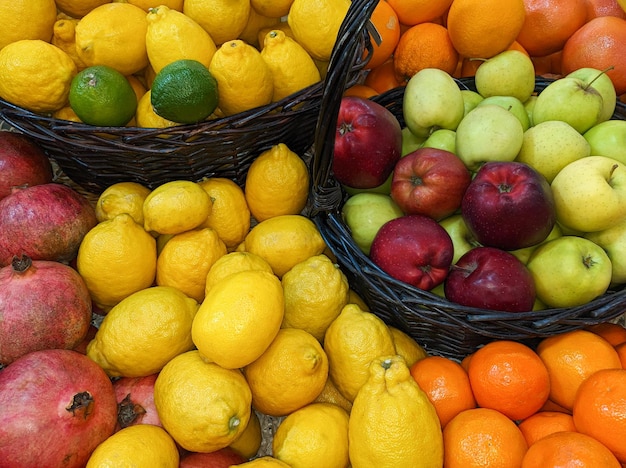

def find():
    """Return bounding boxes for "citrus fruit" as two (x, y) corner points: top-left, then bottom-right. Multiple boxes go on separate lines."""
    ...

(343, 84), (378, 98)
(363, 0), (401, 70)
(237, 458), (291, 467)
(0, 0), (57, 50)
(251, 0), (295, 18)
(387, 0), (453, 25)
(229, 409), (262, 459)
(135, 90), (180, 129)
(127, 0), (184, 11)
(183, 0), (250, 45)
(95, 182), (151, 225)
(517, 410), (577, 447)
(56, 0), (111, 18)
(313, 376), (354, 413)
(51, 18), (88, 71)
(586, 322), (626, 346)
(389, 326), (428, 367)
(204, 251), (273, 296)
(239, 7), (281, 49)
(364, 59), (406, 94)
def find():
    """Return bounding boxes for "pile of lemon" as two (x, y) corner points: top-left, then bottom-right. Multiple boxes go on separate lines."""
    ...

(0, 0), (350, 127)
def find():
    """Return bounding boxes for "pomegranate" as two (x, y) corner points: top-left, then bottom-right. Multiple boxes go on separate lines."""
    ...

(0, 254), (93, 365)
(0, 131), (53, 200)
(179, 447), (248, 467)
(73, 323), (99, 355)
(0, 349), (118, 467)
(0, 182), (97, 266)
(113, 373), (163, 431)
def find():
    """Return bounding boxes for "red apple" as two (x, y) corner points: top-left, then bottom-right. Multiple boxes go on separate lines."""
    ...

(369, 214), (454, 290)
(179, 447), (247, 467)
(461, 161), (556, 251)
(0, 132), (53, 200)
(391, 147), (472, 220)
(333, 96), (402, 189)
(444, 246), (536, 312)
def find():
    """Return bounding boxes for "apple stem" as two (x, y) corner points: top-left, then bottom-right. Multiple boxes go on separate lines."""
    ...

(610, 163), (619, 181)
(582, 254), (598, 270)
(586, 66), (616, 89)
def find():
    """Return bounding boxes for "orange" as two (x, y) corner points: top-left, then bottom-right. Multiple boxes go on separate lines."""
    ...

(460, 353), (472, 372)
(521, 431), (622, 468)
(467, 340), (551, 421)
(586, 322), (626, 347)
(386, 0), (454, 26)
(531, 51), (563, 77)
(517, 411), (577, 447)
(561, 16), (626, 95)
(516, 0), (588, 57)
(615, 341), (626, 368)
(443, 407), (528, 468)
(343, 84), (378, 98)
(536, 329), (622, 410)
(392, 22), (458, 81)
(365, 0), (401, 70)
(539, 398), (572, 414)
(363, 59), (405, 93)
(446, 0), (526, 59)
(409, 355), (476, 428)
(583, 0), (626, 21)
(573, 368), (626, 463)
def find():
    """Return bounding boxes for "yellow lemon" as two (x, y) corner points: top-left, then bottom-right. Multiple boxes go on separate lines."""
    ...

(0, 0), (57, 51)
(86, 286), (198, 377)
(314, 376), (353, 414)
(229, 409), (262, 460)
(127, 74), (148, 102)
(183, 0), (250, 45)
(237, 458), (291, 467)
(143, 180), (212, 235)
(51, 18), (88, 71)
(205, 251), (273, 296)
(154, 350), (252, 452)
(192, 270), (284, 369)
(261, 30), (321, 102)
(55, 0), (111, 18)
(272, 402), (350, 468)
(244, 143), (310, 222)
(86, 424), (179, 467)
(287, 0), (351, 62)
(349, 355), (444, 467)
(347, 288), (370, 311)
(281, 254), (349, 342)
(0, 40), (77, 113)
(75, 3), (149, 76)
(127, 0), (184, 11)
(238, 7), (281, 49)
(244, 328), (329, 417)
(95, 181), (151, 224)
(389, 326), (429, 367)
(208, 39), (274, 116)
(77, 213), (157, 310)
(257, 22), (295, 50)
(135, 90), (180, 129)
(198, 177), (251, 250)
(156, 227), (227, 302)
(251, 0), (295, 18)
(243, 214), (326, 277)
(324, 303), (396, 402)
(52, 106), (82, 122)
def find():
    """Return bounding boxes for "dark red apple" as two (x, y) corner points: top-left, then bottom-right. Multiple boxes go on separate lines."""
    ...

(444, 246), (536, 312)
(461, 161), (556, 251)
(391, 147), (472, 220)
(333, 96), (402, 189)
(369, 214), (454, 290)
(0, 131), (53, 200)
(113, 373), (162, 431)
(179, 447), (247, 467)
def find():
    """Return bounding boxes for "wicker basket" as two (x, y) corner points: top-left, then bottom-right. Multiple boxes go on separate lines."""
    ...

(310, 58), (626, 359)
(0, 0), (376, 194)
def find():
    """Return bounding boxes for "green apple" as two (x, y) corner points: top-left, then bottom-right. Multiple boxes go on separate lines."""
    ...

(510, 223), (562, 264)
(532, 77), (604, 134)
(515, 120), (591, 183)
(343, 176), (392, 196)
(524, 95), (537, 127)
(551, 155), (626, 232)
(401, 126), (426, 156)
(403, 68), (465, 138)
(476, 95), (530, 131)
(439, 213), (481, 264)
(566, 67), (617, 123)
(526, 236), (612, 308)
(585, 217), (626, 285)
(455, 104), (525, 171)
(341, 192), (404, 255)
(420, 128), (456, 153)
(474, 50), (536, 103)
(584, 120), (626, 165)
(461, 89), (483, 117)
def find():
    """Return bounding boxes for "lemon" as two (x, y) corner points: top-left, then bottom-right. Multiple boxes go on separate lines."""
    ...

(0, 40), (77, 113)
(389, 326), (429, 367)
(272, 402), (350, 468)
(239, 8), (281, 49)
(127, 74), (148, 101)
(257, 23), (296, 50)
(261, 30), (321, 102)
(135, 90), (180, 129)
(192, 269), (284, 369)
(198, 177), (251, 249)
(146, 6), (217, 74)
(86, 424), (179, 467)
(229, 409), (262, 459)
(0, 0), (57, 51)
(245, 143), (310, 222)
(287, 0), (351, 62)
(252, 0), (295, 18)
(281, 254), (349, 342)
(52, 106), (82, 122)
(324, 303), (396, 402)
(77, 213), (157, 310)
(157, 227), (227, 302)
(127, 0), (184, 11)
(243, 214), (327, 277)
(314, 376), (353, 414)
(205, 251), (273, 296)
(349, 355), (444, 467)
(95, 181), (151, 224)
(55, 0), (111, 18)
(150, 59), (219, 124)
(348, 289), (370, 311)
(154, 350), (252, 452)
(143, 180), (213, 235)
(183, 0), (250, 45)
(208, 40), (274, 116)
(238, 458), (291, 467)
(244, 328), (329, 417)
(51, 18), (88, 71)
(75, 3), (149, 76)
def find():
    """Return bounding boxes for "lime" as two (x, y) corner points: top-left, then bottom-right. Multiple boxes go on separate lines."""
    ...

(68, 65), (138, 127)
(150, 59), (219, 124)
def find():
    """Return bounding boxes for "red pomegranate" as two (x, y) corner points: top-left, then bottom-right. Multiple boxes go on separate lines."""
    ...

(113, 373), (163, 430)
(0, 182), (97, 266)
(0, 254), (93, 365)
(0, 349), (118, 467)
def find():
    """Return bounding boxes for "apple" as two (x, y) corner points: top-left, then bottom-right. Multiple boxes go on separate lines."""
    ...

(402, 68), (465, 138)
(369, 214), (454, 291)
(455, 104), (525, 171)
(584, 217), (626, 285)
(420, 128), (456, 153)
(524, 95), (537, 127)
(461, 89), (484, 117)
(461, 161), (556, 251)
(333, 96), (402, 189)
(390, 147), (471, 220)
(532, 76), (604, 134)
(444, 246), (536, 312)
(515, 120), (591, 183)
(511, 223), (563, 265)
(401, 127), (426, 156)
(474, 50), (536, 103)
(476, 95), (530, 131)
(551, 155), (626, 232)
(341, 192), (404, 255)
(179, 447), (247, 467)
(584, 120), (626, 165)
(566, 67), (617, 123)
(526, 236), (612, 308)
(439, 213), (482, 264)
(0, 131), (54, 200)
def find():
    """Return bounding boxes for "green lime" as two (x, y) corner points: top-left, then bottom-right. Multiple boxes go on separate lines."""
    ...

(150, 59), (219, 124)
(69, 65), (138, 127)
